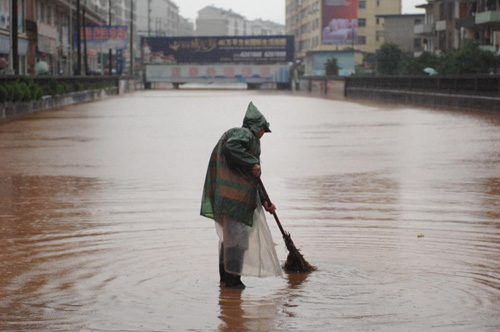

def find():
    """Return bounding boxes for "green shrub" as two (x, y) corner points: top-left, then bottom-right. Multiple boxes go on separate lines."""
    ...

(18, 81), (31, 101)
(324, 57), (340, 76)
(32, 85), (43, 100)
(10, 81), (25, 102)
(0, 85), (8, 103)
(49, 79), (58, 96)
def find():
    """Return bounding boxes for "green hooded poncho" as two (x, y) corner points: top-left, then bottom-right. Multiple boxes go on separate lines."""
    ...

(200, 102), (271, 226)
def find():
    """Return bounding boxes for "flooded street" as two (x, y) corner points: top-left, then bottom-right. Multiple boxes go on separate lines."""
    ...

(1, 90), (500, 331)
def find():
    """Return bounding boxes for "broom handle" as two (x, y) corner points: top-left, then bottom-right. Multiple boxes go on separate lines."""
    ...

(257, 177), (287, 238)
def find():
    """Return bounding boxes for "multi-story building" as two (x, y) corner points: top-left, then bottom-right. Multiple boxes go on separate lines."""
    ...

(248, 19), (286, 36)
(1, 0), (34, 76)
(376, 14), (425, 55)
(178, 16), (194, 36)
(34, 0), (109, 76)
(414, 0), (500, 54)
(136, 0), (193, 37)
(3, 0), (138, 76)
(286, 0), (401, 75)
(195, 5), (285, 36)
(2, 0), (195, 77)
(196, 6), (247, 36)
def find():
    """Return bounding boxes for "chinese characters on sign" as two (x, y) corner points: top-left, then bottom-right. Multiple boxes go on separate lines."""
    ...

(78, 25), (128, 50)
(145, 64), (290, 84)
(141, 35), (294, 64)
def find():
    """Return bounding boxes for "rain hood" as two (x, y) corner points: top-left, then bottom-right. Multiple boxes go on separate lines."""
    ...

(242, 102), (271, 135)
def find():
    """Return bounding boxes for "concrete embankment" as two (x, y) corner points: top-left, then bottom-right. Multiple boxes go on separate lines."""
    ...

(1, 88), (117, 121)
(0, 77), (143, 122)
(298, 75), (500, 112)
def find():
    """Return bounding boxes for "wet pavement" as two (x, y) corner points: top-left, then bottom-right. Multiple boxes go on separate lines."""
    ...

(1, 90), (500, 331)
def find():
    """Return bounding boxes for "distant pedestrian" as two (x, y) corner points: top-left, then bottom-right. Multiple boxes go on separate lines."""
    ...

(200, 102), (282, 289)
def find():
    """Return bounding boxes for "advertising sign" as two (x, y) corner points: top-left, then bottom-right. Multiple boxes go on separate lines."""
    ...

(141, 35), (294, 64)
(0, 0), (23, 31)
(145, 64), (290, 83)
(0, 0), (8, 30)
(321, 0), (358, 45)
(79, 25), (128, 50)
(37, 21), (57, 55)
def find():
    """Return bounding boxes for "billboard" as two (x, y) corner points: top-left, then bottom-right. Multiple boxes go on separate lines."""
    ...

(0, 0), (23, 32)
(321, 0), (358, 45)
(78, 25), (128, 50)
(145, 64), (290, 84)
(141, 35), (294, 64)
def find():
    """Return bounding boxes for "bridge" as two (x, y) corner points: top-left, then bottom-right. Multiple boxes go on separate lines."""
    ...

(141, 35), (294, 89)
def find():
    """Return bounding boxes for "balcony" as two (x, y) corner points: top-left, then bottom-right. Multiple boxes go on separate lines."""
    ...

(479, 44), (499, 54)
(475, 10), (500, 24)
(455, 16), (475, 28)
(435, 20), (447, 31)
(414, 23), (434, 35)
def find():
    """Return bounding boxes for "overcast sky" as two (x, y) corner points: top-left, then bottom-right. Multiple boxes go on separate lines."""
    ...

(177, 0), (426, 25)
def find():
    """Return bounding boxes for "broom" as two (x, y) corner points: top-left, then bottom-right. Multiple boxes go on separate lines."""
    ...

(257, 177), (317, 273)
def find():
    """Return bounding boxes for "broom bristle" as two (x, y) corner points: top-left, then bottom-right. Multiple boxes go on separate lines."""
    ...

(282, 232), (317, 273)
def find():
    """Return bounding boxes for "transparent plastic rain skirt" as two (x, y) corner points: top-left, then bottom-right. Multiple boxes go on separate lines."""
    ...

(215, 200), (282, 278)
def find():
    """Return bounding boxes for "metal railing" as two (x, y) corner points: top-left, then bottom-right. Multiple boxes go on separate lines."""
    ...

(345, 75), (500, 96)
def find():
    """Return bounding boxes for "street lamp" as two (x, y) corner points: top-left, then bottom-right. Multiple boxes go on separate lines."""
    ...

(109, 0), (113, 76)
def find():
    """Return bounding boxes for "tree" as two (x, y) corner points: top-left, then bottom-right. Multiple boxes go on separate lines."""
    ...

(376, 43), (405, 75)
(324, 57), (340, 76)
(403, 43), (500, 75)
(403, 52), (440, 75)
(448, 43), (499, 74)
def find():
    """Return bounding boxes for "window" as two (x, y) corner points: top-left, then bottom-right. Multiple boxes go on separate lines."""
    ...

(359, 18), (366, 27)
(359, 1), (366, 9)
(358, 36), (366, 44)
(414, 38), (422, 49)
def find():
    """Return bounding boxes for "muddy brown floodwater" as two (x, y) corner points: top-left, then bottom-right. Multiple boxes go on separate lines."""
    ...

(1, 90), (500, 331)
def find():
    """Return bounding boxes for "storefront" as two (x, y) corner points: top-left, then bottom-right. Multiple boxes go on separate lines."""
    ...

(0, 0), (29, 75)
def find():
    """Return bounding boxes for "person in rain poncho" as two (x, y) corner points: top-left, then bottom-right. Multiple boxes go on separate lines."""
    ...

(201, 102), (282, 289)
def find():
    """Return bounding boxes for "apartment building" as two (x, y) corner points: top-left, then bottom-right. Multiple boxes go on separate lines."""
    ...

(196, 6), (244, 36)
(376, 14), (425, 55)
(1, 0), (34, 75)
(2, 0), (139, 76)
(415, 0), (500, 54)
(135, 0), (193, 37)
(195, 5), (285, 36)
(286, 0), (401, 74)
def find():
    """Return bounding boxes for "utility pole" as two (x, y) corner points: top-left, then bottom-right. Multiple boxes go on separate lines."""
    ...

(11, 0), (18, 75)
(109, 0), (113, 75)
(148, 0), (151, 36)
(76, 0), (82, 75)
(130, 0), (134, 76)
(83, 2), (89, 75)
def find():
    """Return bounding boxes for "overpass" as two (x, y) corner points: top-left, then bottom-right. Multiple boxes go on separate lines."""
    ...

(141, 35), (294, 89)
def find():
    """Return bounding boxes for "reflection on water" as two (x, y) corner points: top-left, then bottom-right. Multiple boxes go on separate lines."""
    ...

(1, 90), (500, 331)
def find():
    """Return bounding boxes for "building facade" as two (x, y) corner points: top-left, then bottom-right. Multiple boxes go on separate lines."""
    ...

(1, 0), (137, 76)
(376, 14), (425, 55)
(286, 0), (401, 74)
(415, 0), (500, 54)
(2, 0), (195, 77)
(135, 0), (193, 37)
(195, 6), (285, 36)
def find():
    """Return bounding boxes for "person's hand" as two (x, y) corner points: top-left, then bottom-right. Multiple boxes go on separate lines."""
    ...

(252, 164), (261, 177)
(264, 201), (276, 214)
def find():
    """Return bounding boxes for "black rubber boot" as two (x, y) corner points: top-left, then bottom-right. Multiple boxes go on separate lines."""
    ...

(224, 247), (246, 289)
(225, 273), (246, 289)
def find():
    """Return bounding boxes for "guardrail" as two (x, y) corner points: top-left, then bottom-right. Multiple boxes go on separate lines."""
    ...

(345, 75), (500, 96)
(344, 75), (500, 111)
